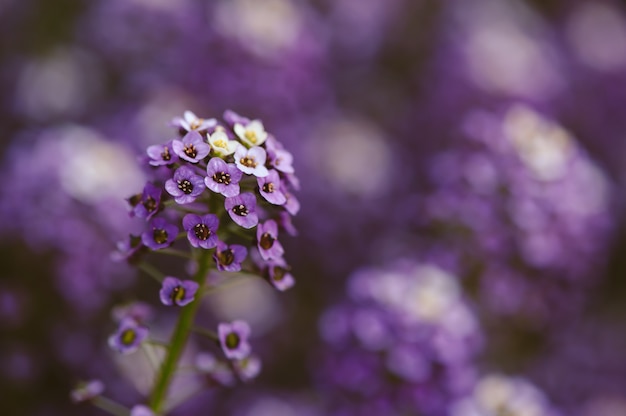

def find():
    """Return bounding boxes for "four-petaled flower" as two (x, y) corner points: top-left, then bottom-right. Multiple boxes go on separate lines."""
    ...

(141, 218), (178, 250)
(172, 131), (211, 163)
(165, 166), (206, 204)
(213, 240), (247, 272)
(131, 182), (162, 220)
(234, 120), (268, 147)
(205, 157), (242, 197)
(218, 320), (252, 360)
(146, 140), (179, 166)
(256, 220), (284, 261)
(108, 318), (149, 354)
(208, 129), (239, 157)
(159, 276), (199, 307)
(182, 213), (219, 249)
(225, 193), (259, 229)
(266, 257), (295, 291)
(265, 137), (294, 174)
(234, 145), (269, 177)
(257, 169), (286, 205)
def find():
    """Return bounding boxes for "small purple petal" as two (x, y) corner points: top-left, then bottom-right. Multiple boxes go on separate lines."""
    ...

(159, 277), (199, 306)
(165, 166), (205, 204)
(213, 240), (247, 272)
(257, 170), (287, 205)
(257, 220), (284, 261)
(182, 213), (219, 249)
(225, 193), (259, 229)
(205, 157), (242, 197)
(218, 320), (252, 360)
(172, 131), (211, 163)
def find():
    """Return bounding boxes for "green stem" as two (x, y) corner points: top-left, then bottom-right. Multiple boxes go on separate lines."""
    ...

(138, 262), (164, 283)
(148, 250), (211, 414)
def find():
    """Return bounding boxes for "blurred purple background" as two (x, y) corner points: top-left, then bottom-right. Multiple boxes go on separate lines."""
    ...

(2, 0), (626, 415)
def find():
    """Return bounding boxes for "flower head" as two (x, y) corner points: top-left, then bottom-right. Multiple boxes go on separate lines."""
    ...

(256, 220), (284, 261)
(218, 320), (252, 360)
(208, 129), (239, 156)
(171, 111), (217, 134)
(205, 157), (242, 197)
(172, 131), (211, 163)
(225, 193), (259, 229)
(159, 276), (199, 307)
(182, 213), (219, 249)
(141, 218), (178, 250)
(213, 240), (247, 272)
(146, 141), (178, 166)
(165, 165), (206, 204)
(108, 318), (149, 354)
(130, 182), (162, 220)
(234, 145), (269, 177)
(257, 169), (286, 205)
(234, 120), (268, 147)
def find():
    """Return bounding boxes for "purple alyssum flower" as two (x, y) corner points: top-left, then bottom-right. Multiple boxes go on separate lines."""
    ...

(213, 240), (247, 272)
(182, 213), (219, 249)
(159, 276), (199, 307)
(108, 318), (149, 354)
(171, 111), (217, 134)
(130, 182), (162, 220)
(225, 193), (259, 229)
(218, 320), (252, 360)
(70, 380), (104, 403)
(234, 145), (269, 177)
(130, 405), (155, 416)
(257, 169), (287, 205)
(266, 258), (295, 291)
(257, 220), (284, 261)
(172, 131), (211, 163)
(265, 136), (295, 174)
(146, 140), (178, 166)
(141, 218), (178, 250)
(283, 191), (300, 216)
(205, 157), (242, 197)
(223, 109), (250, 127)
(165, 165), (206, 204)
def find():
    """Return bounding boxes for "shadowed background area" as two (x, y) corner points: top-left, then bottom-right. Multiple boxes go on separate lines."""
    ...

(1, 0), (626, 415)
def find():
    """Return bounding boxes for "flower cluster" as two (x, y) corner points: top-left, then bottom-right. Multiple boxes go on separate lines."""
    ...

(317, 260), (483, 415)
(75, 110), (298, 415)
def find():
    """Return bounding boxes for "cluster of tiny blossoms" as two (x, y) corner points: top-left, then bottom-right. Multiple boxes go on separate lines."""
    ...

(72, 110), (299, 415)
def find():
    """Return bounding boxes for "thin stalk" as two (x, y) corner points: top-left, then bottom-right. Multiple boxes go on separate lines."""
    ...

(138, 262), (165, 283)
(148, 250), (211, 414)
(92, 396), (129, 416)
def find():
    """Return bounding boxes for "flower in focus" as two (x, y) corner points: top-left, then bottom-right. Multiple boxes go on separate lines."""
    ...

(257, 169), (287, 205)
(256, 220), (284, 261)
(146, 140), (178, 166)
(172, 131), (211, 163)
(234, 119), (268, 147)
(214, 241), (247, 272)
(208, 129), (239, 156)
(164, 165), (206, 204)
(141, 218), (178, 250)
(205, 157), (242, 197)
(225, 193), (259, 229)
(182, 213), (219, 249)
(234, 145), (269, 177)
(129, 182), (162, 220)
(171, 110), (217, 134)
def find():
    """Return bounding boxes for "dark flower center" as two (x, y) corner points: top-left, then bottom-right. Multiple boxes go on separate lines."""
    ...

(161, 147), (171, 161)
(273, 266), (287, 281)
(232, 204), (249, 216)
(262, 182), (275, 193)
(183, 144), (198, 158)
(171, 286), (186, 304)
(218, 248), (235, 266)
(225, 332), (240, 349)
(212, 171), (231, 185)
(240, 156), (257, 168)
(259, 232), (275, 250)
(194, 223), (211, 240)
(143, 196), (157, 212)
(178, 179), (194, 194)
(120, 329), (136, 346)
(153, 229), (169, 244)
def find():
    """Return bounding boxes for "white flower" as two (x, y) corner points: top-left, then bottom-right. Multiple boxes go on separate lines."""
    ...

(234, 120), (268, 147)
(172, 110), (217, 132)
(208, 129), (239, 156)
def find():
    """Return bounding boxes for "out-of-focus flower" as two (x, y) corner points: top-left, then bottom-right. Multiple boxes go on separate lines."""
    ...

(70, 380), (104, 403)
(159, 277), (199, 307)
(108, 318), (149, 354)
(218, 320), (252, 360)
